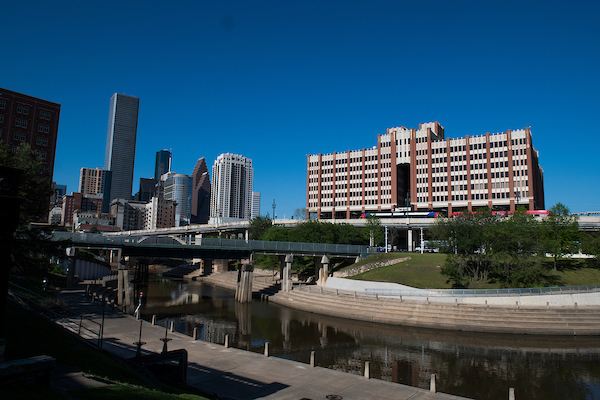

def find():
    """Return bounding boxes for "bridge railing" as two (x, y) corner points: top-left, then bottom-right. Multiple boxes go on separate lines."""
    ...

(363, 285), (600, 298)
(53, 232), (370, 256)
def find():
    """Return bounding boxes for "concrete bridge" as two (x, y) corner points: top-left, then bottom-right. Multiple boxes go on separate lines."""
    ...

(102, 214), (600, 252)
(52, 231), (368, 306)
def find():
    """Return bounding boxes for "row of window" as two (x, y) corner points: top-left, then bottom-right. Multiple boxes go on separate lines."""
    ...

(14, 118), (28, 128)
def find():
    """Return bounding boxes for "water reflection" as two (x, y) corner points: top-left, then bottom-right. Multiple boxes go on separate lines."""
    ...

(139, 279), (600, 400)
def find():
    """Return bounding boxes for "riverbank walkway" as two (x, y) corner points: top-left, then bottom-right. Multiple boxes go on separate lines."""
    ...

(57, 284), (470, 400)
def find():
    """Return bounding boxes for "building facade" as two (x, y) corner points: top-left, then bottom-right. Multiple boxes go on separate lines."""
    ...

(0, 88), (61, 182)
(155, 150), (171, 180)
(251, 191), (261, 219)
(191, 157), (211, 224)
(104, 93), (139, 202)
(145, 197), (176, 229)
(307, 122), (544, 219)
(210, 153), (253, 222)
(61, 192), (103, 228)
(162, 172), (192, 227)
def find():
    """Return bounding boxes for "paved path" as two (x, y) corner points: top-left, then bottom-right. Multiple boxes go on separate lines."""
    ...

(57, 284), (471, 400)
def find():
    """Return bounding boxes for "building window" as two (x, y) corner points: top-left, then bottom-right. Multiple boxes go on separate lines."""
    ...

(23, 106), (29, 115)
(38, 124), (44, 132)
(36, 137), (42, 145)
(15, 118), (21, 127)
(0, 100), (6, 109)
(21, 120), (27, 128)
(13, 132), (20, 140)
(44, 125), (49, 133)
(0, 115), (3, 123)
(17, 105), (22, 113)
(20, 133), (26, 141)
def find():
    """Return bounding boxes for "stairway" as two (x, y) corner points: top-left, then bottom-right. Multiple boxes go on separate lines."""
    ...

(268, 285), (600, 336)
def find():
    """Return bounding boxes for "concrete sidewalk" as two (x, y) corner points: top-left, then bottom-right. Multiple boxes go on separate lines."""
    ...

(57, 284), (471, 400)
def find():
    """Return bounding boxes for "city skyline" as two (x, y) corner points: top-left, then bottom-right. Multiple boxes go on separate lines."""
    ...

(3, 1), (600, 217)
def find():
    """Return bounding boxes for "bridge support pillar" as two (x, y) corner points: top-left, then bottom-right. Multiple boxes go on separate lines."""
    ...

(235, 258), (254, 303)
(282, 254), (293, 292)
(213, 259), (229, 273)
(316, 255), (329, 286)
(407, 229), (414, 252)
(117, 255), (131, 311)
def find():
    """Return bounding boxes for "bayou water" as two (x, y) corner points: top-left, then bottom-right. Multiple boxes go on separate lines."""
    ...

(138, 279), (600, 400)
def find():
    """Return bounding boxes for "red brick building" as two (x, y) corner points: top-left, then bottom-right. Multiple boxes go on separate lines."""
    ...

(0, 88), (61, 182)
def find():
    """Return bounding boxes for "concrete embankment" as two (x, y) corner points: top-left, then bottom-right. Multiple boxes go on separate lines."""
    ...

(198, 272), (600, 336)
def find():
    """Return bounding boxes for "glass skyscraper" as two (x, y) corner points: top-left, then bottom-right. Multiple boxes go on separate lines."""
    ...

(155, 149), (171, 180)
(104, 93), (139, 202)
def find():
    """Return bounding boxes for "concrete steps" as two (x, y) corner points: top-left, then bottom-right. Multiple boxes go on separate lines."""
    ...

(268, 285), (600, 335)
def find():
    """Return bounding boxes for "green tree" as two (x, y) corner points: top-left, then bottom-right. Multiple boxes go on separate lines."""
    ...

(540, 203), (580, 271)
(249, 215), (273, 240)
(363, 216), (384, 247)
(581, 232), (600, 265)
(292, 207), (307, 220)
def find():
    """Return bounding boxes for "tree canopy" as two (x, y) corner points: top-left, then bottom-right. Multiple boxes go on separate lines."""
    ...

(430, 205), (581, 288)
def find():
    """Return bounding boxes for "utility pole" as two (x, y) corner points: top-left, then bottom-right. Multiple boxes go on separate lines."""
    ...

(272, 199), (276, 220)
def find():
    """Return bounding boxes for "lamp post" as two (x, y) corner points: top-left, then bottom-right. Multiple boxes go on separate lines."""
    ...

(515, 187), (521, 210)
(272, 199), (276, 220)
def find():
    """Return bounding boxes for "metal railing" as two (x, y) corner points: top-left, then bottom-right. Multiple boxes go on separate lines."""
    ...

(52, 231), (370, 256)
(363, 285), (600, 298)
(297, 283), (600, 299)
(8, 282), (102, 344)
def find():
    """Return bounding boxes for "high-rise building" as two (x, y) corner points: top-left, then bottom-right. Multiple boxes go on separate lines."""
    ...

(79, 167), (112, 213)
(0, 88), (61, 182)
(155, 150), (171, 180)
(251, 191), (261, 219)
(135, 178), (159, 202)
(104, 93), (139, 202)
(210, 153), (253, 222)
(162, 172), (192, 227)
(191, 157), (211, 224)
(307, 122), (544, 219)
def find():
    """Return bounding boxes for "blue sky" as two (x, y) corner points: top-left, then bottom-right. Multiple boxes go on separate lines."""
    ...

(4, 0), (600, 216)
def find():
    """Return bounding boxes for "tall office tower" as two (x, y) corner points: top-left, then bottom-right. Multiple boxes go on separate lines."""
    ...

(251, 191), (260, 219)
(155, 149), (172, 180)
(191, 157), (211, 224)
(104, 93), (139, 203)
(307, 122), (544, 219)
(210, 153), (253, 222)
(0, 88), (61, 182)
(162, 172), (192, 227)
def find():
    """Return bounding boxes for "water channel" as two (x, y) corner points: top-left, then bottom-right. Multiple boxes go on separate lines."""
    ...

(138, 278), (600, 400)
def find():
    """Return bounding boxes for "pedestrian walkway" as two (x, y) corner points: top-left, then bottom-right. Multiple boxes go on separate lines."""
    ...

(57, 284), (471, 400)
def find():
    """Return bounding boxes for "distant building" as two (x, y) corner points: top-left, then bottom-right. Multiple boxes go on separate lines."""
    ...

(61, 192), (103, 228)
(155, 150), (171, 180)
(104, 93), (139, 202)
(307, 122), (545, 219)
(50, 183), (67, 208)
(251, 191), (260, 219)
(110, 197), (176, 231)
(0, 88), (61, 182)
(210, 153), (253, 222)
(135, 177), (159, 202)
(162, 172), (192, 227)
(110, 199), (147, 231)
(49, 205), (62, 225)
(79, 167), (112, 213)
(73, 210), (118, 232)
(191, 157), (211, 224)
(145, 197), (176, 229)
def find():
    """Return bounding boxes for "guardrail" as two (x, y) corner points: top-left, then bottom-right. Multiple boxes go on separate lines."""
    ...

(52, 232), (370, 257)
(363, 285), (600, 298)
(297, 283), (600, 299)
(8, 282), (102, 344)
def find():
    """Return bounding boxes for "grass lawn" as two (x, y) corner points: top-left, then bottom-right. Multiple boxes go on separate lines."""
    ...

(348, 252), (600, 289)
